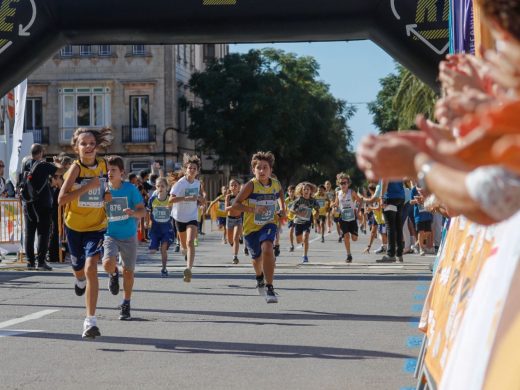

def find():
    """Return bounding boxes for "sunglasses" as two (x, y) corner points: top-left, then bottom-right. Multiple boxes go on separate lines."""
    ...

(340, 181), (348, 185)
(0, 165), (5, 168)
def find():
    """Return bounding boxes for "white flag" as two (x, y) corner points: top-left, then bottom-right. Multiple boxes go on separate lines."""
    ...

(9, 79), (27, 184)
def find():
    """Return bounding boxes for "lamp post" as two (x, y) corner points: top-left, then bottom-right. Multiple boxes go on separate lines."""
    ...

(162, 126), (184, 170)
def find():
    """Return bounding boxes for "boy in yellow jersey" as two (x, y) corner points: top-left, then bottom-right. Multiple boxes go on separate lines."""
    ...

(231, 151), (286, 303)
(207, 185), (228, 244)
(285, 185), (296, 251)
(58, 127), (112, 339)
(314, 184), (329, 243)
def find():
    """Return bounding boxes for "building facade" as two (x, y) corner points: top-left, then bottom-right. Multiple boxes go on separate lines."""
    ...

(26, 43), (228, 186)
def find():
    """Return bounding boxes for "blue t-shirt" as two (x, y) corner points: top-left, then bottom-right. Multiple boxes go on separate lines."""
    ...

(411, 187), (433, 224)
(384, 181), (405, 200)
(105, 182), (143, 239)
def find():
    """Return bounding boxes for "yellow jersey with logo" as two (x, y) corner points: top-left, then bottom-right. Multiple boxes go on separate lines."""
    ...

(285, 196), (296, 221)
(242, 178), (281, 236)
(215, 194), (227, 218)
(314, 194), (329, 216)
(64, 158), (108, 232)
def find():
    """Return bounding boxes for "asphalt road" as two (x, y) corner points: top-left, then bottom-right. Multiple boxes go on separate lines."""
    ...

(0, 225), (432, 390)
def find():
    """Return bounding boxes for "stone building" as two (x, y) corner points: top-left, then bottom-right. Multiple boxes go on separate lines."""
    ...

(25, 43), (229, 197)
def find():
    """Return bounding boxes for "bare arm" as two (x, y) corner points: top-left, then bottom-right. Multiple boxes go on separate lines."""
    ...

(230, 182), (255, 214)
(124, 203), (146, 218)
(58, 165), (99, 206)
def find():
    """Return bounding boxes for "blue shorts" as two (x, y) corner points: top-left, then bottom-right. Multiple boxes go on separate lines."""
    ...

(65, 226), (105, 271)
(377, 223), (387, 235)
(149, 222), (174, 250)
(244, 223), (277, 260)
(217, 217), (227, 228)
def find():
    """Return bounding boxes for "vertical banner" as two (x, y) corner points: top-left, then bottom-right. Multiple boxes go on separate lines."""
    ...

(9, 79), (27, 184)
(450, 0), (475, 54)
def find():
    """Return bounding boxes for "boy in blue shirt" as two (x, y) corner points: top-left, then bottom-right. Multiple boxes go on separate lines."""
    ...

(410, 186), (434, 256)
(102, 156), (145, 320)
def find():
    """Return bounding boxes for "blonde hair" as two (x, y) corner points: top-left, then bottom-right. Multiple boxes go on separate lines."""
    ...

(251, 151), (275, 170)
(295, 182), (316, 198)
(156, 177), (169, 188)
(336, 173), (351, 186)
(183, 153), (201, 170)
(71, 127), (113, 150)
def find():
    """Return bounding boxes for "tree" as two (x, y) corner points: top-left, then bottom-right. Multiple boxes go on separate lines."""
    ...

(186, 49), (357, 186)
(368, 64), (438, 133)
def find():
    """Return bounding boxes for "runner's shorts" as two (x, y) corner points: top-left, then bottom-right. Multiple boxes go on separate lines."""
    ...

(149, 222), (174, 250)
(175, 220), (198, 233)
(65, 226), (105, 271)
(217, 217), (227, 228)
(226, 216), (243, 229)
(295, 221), (312, 236)
(339, 220), (358, 236)
(244, 223), (277, 260)
(416, 220), (432, 232)
(103, 235), (138, 272)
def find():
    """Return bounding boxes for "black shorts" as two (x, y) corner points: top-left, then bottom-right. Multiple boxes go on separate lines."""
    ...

(339, 220), (358, 237)
(288, 220), (295, 228)
(318, 215), (326, 223)
(295, 221), (312, 236)
(416, 221), (432, 232)
(175, 220), (198, 233)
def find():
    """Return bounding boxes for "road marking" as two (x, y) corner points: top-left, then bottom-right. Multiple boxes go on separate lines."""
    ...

(411, 304), (424, 312)
(296, 233), (331, 248)
(416, 285), (429, 291)
(406, 336), (423, 348)
(0, 310), (59, 330)
(403, 358), (418, 373)
(414, 293), (426, 301)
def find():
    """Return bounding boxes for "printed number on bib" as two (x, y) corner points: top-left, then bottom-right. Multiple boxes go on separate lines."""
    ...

(106, 197), (129, 222)
(298, 205), (312, 221)
(79, 178), (105, 208)
(254, 200), (276, 225)
(153, 206), (170, 223)
(341, 207), (355, 222)
(184, 187), (199, 200)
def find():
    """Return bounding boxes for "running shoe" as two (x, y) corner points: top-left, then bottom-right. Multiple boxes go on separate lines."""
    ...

(397, 256), (404, 263)
(26, 263), (36, 271)
(194, 238), (199, 247)
(376, 255), (397, 263)
(321, 237), (325, 243)
(174, 244), (180, 253)
(119, 303), (131, 321)
(346, 254), (353, 263)
(82, 319), (100, 339)
(161, 267), (168, 277)
(374, 246), (387, 254)
(74, 280), (86, 296)
(183, 268), (192, 283)
(108, 270), (120, 295)
(338, 236), (342, 243)
(289, 245), (294, 252)
(37, 262), (53, 271)
(256, 274), (265, 289)
(244, 246), (249, 256)
(239, 237), (243, 244)
(420, 250), (426, 256)
(265, 285), (278, 304)
(301, 256), (309, 264)
(232, 256), (239, 264)
(274, 245), (280, 257)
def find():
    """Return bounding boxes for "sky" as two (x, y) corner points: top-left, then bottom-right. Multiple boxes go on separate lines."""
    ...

(230, 41), (397, 150)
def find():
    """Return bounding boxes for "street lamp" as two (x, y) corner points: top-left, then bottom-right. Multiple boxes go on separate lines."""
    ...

(162, 126), (185, 170)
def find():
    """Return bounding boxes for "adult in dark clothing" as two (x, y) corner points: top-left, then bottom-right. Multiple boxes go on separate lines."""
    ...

(377, 180), (405, 263)
(47, 175), (63, 263)
(22, 144), (66, 270)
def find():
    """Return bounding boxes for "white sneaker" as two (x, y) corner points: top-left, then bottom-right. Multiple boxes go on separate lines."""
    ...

(375, 246), (386, 254)
(82, 317), (100, 339)
(420, 250), (426, 256)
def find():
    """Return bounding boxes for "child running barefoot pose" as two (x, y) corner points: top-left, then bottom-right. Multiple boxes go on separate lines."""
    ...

(169, 154), (205, 283)
(148, 177), (174, 276)
(314, 185), (329, 243)
(225, 179), (243, 264)
(290, 182), (320, 263)
(231, 151), (286, 303)
(333, 173), (362, 263)
(102, 156), (145, 321)
(285, 185), (297, 251)
(58, 127), (112, 338)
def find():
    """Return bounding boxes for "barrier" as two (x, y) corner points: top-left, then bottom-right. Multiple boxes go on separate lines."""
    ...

(414, 212), (520, 389)
(0, 198), (24, 260)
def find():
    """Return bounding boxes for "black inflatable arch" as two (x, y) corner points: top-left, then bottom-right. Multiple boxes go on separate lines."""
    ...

(0, 0), (448, 95)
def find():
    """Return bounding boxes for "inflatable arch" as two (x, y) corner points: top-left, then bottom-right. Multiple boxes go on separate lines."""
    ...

(0, 0), (448, 95)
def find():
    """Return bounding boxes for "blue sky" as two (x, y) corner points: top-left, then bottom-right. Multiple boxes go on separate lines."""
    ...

(230, 41), (397, 149)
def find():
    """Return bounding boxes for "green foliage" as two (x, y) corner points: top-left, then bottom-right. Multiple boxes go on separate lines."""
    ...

(369, 64), (438, 133)
(187, 48), (358, 186)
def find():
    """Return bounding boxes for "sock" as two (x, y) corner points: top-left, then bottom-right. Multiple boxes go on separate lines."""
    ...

(85, 316), (97, 326)
(256, 273), (264, 281)
(121, 299), (130, 306)
(76, 278), (86, 289)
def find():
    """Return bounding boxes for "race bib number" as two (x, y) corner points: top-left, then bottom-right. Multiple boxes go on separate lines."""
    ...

(153, 206), (171, 223)
(78, 178), (105, 208)
(254, 200), (276, 225)
(218, 200), (226, 211)
(184, 187), (199, 198)
(341, 207), (355, 222)
(298, 205), (312, 221)
(106, 197), (129, 222)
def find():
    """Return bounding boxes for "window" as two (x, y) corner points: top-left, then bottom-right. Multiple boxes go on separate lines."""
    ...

(25, 98), (43, 130)
(130, 161), (151, 172)
(99, 45), (111, 56)
(60, 87), (110, 140)
(60, 45), (73, 57)
(132, 45), (145, 56)
(203, 44), (216, 62)
(130, 95), (149, 128)
(80, 45), (91, 56)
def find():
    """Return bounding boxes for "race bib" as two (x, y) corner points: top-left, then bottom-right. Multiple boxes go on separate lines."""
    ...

(317, 199), (326, 208)
(417, 203), (428, 213)
(184, 187), (199, 198)
(106, 197), (129, 222)
(218, 200), (226, 211)
(341, 207), (355, 222)
(254, 200), (276, 225)
(78, 178), (105, 208)
(297, 205), (312, 221)
(153, 206), (171, 223)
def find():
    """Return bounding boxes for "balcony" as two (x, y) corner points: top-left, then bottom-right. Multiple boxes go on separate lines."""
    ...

(25, 127), (49, 144)
(122, 125), (156, 143)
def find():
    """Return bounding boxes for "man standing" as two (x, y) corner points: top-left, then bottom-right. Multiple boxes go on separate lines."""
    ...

(22, 144), (66, 271)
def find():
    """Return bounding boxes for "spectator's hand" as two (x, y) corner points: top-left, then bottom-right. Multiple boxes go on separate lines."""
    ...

(439, 53), (489, 94)
(123, 208), (134, 216)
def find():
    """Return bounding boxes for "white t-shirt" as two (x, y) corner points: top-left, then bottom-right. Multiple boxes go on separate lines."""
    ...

(170, 176), (200, 222)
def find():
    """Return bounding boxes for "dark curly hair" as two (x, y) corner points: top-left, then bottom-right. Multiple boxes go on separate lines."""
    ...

(481, 0), (520, 41)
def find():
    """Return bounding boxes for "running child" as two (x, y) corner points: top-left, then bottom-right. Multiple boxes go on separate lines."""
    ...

(169, 154), (205, 283)
(58, 127), (112, 338)
(231, 151), (285, 303)
(148, 177), (174, 276)
(285, 185), (296, 251)
(208, 185), (228, 244)
(333, 173), (362, 263)
(314, 184), (329, 243)
(102, 156), (145, 321)
(290, 182), (320, 263)
(411, 186), (434, 256)
(324, 180), (335, 234)
(224, 178), (243, 264)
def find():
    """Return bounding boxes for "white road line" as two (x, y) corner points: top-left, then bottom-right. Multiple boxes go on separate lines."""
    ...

(0, 310), (59, 330)
(297, 233), (332, 249)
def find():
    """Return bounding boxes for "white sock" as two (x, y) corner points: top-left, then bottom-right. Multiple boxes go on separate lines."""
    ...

(85, 316), (97, 327)
(75, 278), (86, 289)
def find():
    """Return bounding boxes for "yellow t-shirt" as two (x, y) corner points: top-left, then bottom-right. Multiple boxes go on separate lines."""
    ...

(215, 194), (227, 218)
(314, 194), (329, 216)
(64, 158), (108, 232)
(242, 177), (281, 236)
(285, 196), (296, 221)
